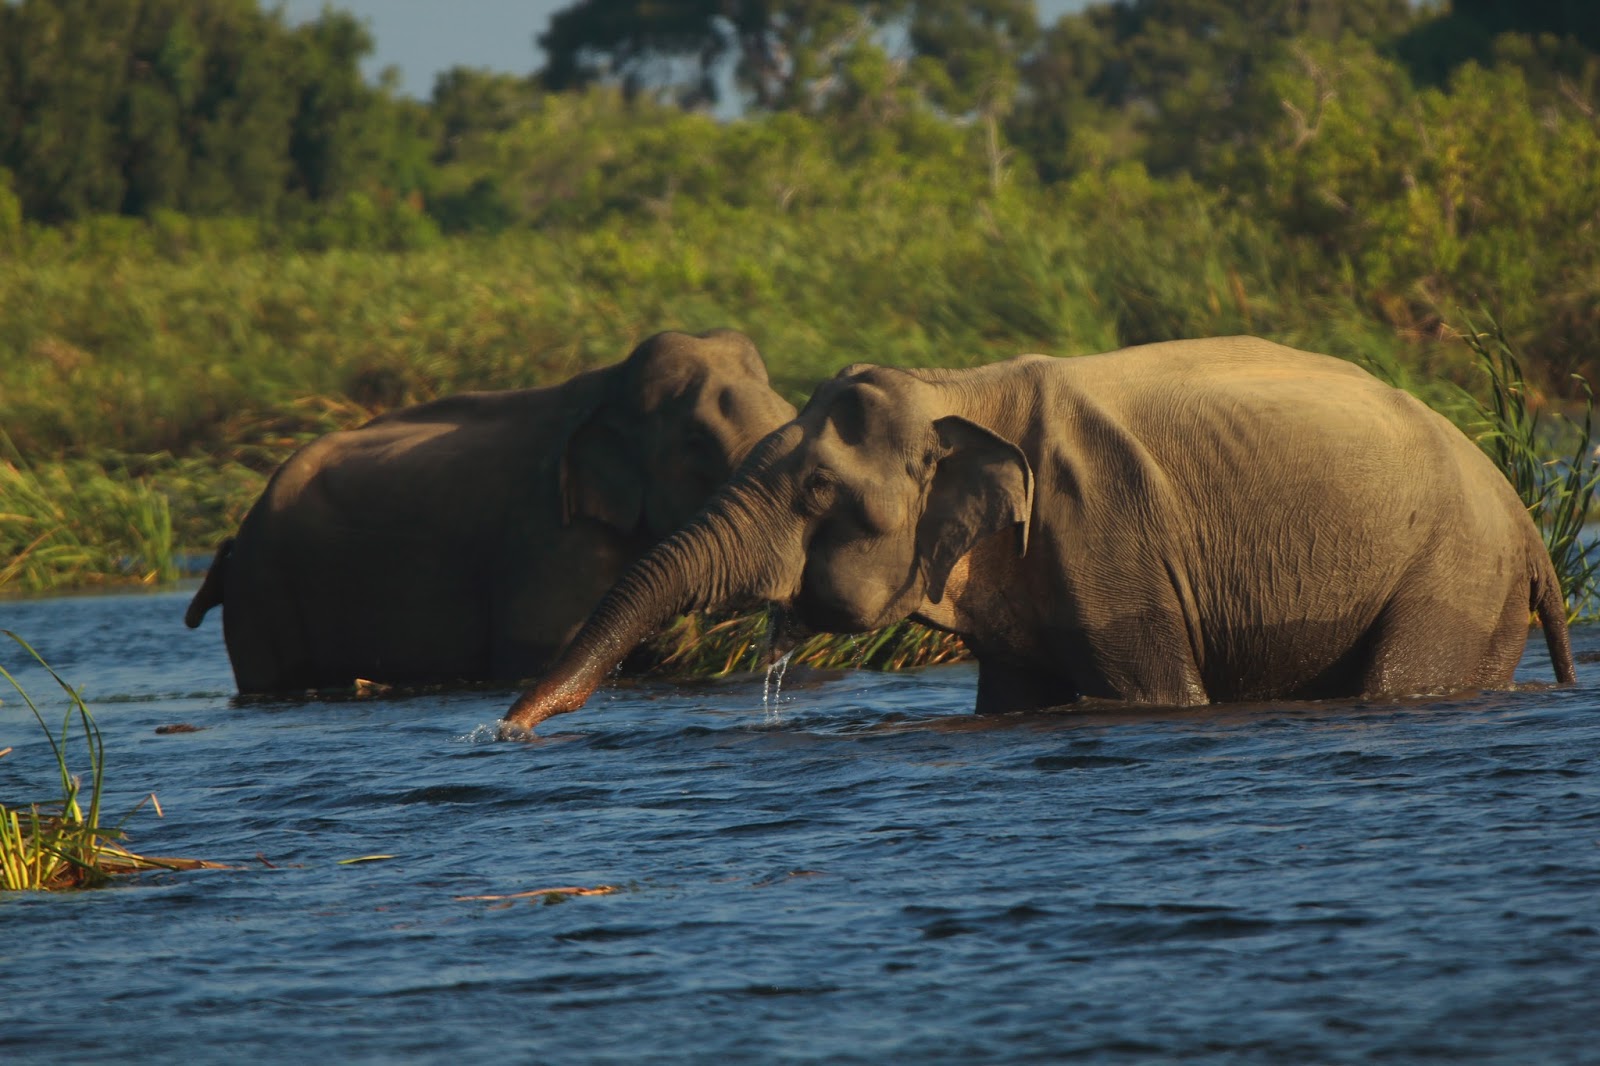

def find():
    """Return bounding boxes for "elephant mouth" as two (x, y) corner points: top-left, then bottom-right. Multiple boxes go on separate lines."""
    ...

(792, 558), (925, 635)
(759, 603), (812, 664)
(791, 593), (894, 636)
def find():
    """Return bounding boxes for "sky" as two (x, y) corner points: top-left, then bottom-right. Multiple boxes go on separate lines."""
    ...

(279, 0), (1092, 100)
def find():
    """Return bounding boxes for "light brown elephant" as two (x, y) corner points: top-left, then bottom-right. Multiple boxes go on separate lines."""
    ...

(185, 329), (796, 694)
(503, 335), (1574, 734)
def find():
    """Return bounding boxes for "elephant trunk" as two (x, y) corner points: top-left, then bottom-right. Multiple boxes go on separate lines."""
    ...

(501, 479), (793, 734)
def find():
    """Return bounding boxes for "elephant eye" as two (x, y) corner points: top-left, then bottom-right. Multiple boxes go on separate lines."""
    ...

(797, 468), (837, 516)
(683, 426), (719, 454)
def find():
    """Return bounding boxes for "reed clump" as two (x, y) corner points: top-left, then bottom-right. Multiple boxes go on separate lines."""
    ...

(1465, 318), (1600, 620)
(0, 632), (218, 890)
(0, 440), (179, 594)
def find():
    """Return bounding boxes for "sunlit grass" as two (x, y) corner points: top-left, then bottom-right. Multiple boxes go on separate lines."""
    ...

(638, 611), (969, 677)
(0, 430), (279, 596)
(0, 200), (1436, 597)
(1465, 316), (1600, 620)
(0, 631), (218, 890)
(0, 440), (179, 594)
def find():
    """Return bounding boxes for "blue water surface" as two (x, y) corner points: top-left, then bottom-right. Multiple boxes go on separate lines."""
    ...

(2, 589), (1597, 1063)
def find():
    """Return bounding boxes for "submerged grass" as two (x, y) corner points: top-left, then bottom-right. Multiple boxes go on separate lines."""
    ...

(0, 631), (218, 890)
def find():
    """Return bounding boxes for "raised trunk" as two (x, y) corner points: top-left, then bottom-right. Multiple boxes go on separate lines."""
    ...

(501, 483), (792, 733)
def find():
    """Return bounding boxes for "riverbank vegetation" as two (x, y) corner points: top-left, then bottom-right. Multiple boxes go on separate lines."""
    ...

(1467, 322), (1600, 620)
(0, 633), (215, 889)
(4, 0), (1599, 639)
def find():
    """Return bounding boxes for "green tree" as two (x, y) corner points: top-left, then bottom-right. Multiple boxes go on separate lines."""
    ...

(537, 0), (1036, 115)
(1400, 0), (1600, 85)
(539, 0), (787, 107)
(906, 0), (1037, 192)
(0, 0), (426, 226)
(430, 67), (542, 163)
(115, 1), (304, 217)
(0, 0), (133, 221)
(1009, 0), (1418, 178)
(1210, 34), (1600, 388)
(538, 1), (900, 109)
(284, 10), (382, 202)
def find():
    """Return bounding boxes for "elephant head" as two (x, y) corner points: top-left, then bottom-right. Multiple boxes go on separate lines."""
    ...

(505, 363), (1033, 732)
(559, 329), (798, 540)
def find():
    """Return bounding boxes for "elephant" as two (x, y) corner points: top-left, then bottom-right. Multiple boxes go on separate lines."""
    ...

(502, 335), (1575, 734)
(185, 328), (797, 694)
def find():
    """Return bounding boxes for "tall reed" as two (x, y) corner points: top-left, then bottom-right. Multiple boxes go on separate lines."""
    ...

(1466, 318), (1600, 619)
(0, 435), (178, 594)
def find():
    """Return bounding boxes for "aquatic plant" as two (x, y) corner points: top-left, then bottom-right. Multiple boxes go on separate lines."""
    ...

(1466, 319), (1600, 620)
(0, 631), (215, 890)
(637, 610), (968, 678)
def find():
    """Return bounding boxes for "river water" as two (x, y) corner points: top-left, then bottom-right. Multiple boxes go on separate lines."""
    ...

(2, 588), (1597, 1063)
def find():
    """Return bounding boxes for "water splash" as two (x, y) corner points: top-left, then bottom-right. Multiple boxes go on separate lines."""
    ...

(762, 648), (796, 724)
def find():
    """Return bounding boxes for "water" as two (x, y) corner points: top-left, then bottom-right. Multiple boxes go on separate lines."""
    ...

(2, 588), (1598, 1063)
(763, 648), (796, 724)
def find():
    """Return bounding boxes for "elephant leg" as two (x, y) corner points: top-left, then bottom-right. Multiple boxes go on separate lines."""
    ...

(974, 656), (1077, 715)
(1079, 609), (1209, 706)
(1357, 593), (1529, 697)
(1474, 591), (1538, 687)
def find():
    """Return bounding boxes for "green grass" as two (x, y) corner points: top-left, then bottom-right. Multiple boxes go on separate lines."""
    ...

(0, 631), (216, 890)
(1, 186), (1427, 462)
(2, 198), (1595, 634)
(0, 192), (1422, 598)
(1464, 317), (1600, 620)
(636, 611), (970, 677)
(0, 437), (180, 594)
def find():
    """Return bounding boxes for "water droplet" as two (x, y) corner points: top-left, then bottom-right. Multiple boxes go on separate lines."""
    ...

(458, 724), (501, 744)
(763, 648), (796, 724)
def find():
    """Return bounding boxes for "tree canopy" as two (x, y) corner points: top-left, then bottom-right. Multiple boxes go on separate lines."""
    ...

(0, 0), (425, 223)
(3, 0), (1600, 387)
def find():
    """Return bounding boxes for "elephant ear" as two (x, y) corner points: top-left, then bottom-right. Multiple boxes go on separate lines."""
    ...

(560, 411), (645, 533)
(916, 416), (1033, 604)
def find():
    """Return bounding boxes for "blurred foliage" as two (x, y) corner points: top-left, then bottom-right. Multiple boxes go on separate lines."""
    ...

(3, 0), (1600, 619)
(0, 0), (432, 229)
(1, 437), (180, 594)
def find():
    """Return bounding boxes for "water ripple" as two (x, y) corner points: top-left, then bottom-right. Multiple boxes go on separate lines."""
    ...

(4, 590), (1599, 1063)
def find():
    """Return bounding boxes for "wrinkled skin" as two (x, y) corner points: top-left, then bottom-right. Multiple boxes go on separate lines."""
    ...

(503, 336), (1574, 734)
(186, 329), (796, 694)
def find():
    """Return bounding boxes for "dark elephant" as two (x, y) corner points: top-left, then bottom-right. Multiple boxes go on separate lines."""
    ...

(503, 335), (1574, 733)
(185, 329), (796, 694)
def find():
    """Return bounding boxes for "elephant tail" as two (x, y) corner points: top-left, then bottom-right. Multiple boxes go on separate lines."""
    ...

(1532, 549), (1576, 685)
(184, 537), (233, 628)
